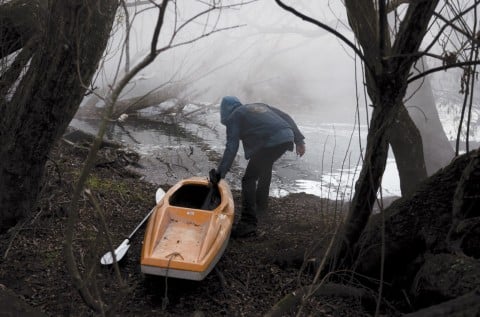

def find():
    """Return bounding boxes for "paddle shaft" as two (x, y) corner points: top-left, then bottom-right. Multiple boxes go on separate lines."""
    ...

(127, 187), (164, 240)
(201, 185), (215, 210)
(201, 169), (221, 210)
(128, 206), (156, 240)
(100, 188), (165, 265)
(100, 206), (157, 265)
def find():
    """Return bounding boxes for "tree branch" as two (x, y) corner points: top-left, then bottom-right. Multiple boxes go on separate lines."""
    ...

(274, 0), (373, 76)
(422, 0), (480, 59)
(387, 0), (410, 13)
(407, 60), (480, 84)
(0, 37), (37, 99)
(0, 0), (45, 58)
(391, 0), (439, 76)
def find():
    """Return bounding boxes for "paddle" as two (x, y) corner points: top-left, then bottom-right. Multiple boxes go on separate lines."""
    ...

(201, 169), (220, 210)
(100, 187), (166, 265)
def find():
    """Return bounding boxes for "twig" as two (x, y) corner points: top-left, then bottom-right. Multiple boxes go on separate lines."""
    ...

(215, 267), (228, 291)
(84, 189), (125, 287)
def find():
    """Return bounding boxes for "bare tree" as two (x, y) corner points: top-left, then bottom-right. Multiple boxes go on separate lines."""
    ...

(276, 0), (479, 262)
(273, 0), (480, 315)
(0, 0), (118, 233)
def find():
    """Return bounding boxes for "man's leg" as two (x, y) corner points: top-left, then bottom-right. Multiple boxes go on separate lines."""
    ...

(255, 161), (273, 214)
(232, 159), (261, 238)
(256, 143), (291, 213)
(234, 142), (292, 238)
(240, 157), (261, 226)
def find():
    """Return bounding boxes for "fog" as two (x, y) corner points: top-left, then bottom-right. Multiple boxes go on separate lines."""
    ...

(96, 1), (364, 123)
(73, 2), (478, 198)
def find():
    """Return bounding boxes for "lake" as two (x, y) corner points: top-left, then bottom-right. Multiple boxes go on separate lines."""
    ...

(70, 103), (400, 200)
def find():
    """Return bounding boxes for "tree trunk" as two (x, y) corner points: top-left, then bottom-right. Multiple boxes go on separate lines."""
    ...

(0, 0), (46, 58)
(0, 1), (119, 232)
(389, 104), (428, 196)
(77, 86), (183, 119)
(330, 102), (392, 269)
(327, 0), (440, 270)
(353, 152), (479, 296)
(406, 59), (454, 175)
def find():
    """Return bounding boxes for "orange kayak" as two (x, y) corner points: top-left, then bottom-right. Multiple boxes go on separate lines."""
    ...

(140, 177), (234, 280)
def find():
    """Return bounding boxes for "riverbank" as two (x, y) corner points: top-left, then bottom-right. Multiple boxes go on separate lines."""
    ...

(0, 137), (381, 316)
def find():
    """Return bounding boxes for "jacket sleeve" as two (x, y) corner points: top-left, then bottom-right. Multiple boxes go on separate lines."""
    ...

(270, 106), (305, 145)
(217, 121), (240, 178)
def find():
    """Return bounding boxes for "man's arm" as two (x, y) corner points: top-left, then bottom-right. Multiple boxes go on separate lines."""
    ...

(217, 123), (240, 178)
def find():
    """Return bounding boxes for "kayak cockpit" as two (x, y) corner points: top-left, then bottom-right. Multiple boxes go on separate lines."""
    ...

(140, 177), (234, 280)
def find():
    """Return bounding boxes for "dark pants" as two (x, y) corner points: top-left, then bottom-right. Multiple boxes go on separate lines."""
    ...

(240, 142), (292, 225)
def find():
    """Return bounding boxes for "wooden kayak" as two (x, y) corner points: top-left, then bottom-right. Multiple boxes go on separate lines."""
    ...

(140, 177), (234, 280)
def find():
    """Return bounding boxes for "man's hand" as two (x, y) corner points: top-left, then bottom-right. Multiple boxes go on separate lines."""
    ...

(209, 168), (221, 185)
(295, 143), (306, 157)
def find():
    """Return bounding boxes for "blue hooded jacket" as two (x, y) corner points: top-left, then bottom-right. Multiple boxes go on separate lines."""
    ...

(217, 96), (305, 178)
(220, 96), (242, 125)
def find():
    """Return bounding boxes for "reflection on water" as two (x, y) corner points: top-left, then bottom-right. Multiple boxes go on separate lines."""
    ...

(70, 108), (399, 199)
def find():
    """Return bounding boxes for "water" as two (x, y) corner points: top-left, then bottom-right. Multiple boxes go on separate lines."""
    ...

(70, 103), (400, 199)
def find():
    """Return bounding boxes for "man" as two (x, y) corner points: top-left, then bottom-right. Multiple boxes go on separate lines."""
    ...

(213, 96), (305, 238)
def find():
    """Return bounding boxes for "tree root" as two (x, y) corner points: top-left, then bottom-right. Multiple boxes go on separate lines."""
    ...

(410, 253), (480, 307)
(403, 288), (480, 317)
(264, 283), (372, 317)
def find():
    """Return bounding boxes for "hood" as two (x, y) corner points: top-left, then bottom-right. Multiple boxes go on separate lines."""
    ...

(220, 96), (242, 125)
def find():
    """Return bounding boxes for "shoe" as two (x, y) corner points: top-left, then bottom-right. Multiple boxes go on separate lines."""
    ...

(231, 222), (256, 238)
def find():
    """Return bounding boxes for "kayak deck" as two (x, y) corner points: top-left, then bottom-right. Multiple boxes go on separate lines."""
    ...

(151, 219), (207, 263)
(140, 177), (234, 280)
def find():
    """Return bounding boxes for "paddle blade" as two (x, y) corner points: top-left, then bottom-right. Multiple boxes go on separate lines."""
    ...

(100, 188), (164, 265)
(100, 239), (130, 265)
(155, 188), (165, 204)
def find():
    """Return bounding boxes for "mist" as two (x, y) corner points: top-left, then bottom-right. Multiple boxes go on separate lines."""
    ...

(92, 1), (363, 123)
